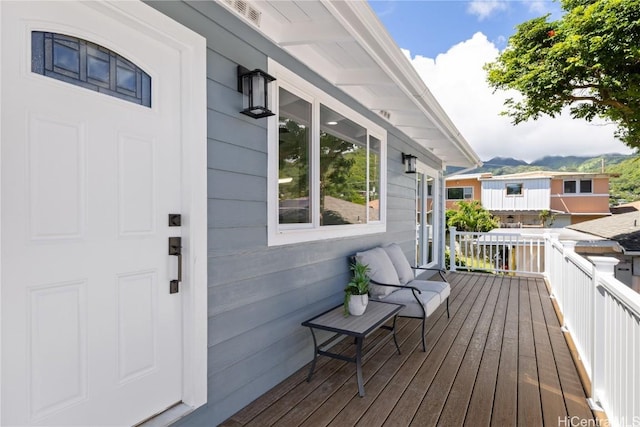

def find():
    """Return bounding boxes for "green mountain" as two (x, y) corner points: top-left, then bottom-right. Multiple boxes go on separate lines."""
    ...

(607, 156), (640, 204)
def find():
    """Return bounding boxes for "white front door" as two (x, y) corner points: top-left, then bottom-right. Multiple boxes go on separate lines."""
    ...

(1, 2), (191, 425)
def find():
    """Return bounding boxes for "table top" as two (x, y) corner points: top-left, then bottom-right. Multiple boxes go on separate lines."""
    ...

(302, 300), (403, 338)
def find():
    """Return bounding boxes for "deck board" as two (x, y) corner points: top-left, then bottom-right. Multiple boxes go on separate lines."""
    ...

(491, 276), (519, 426)
(529, 277), (568, 426)
(536, 279), (595, 422)
(463, 275), (509, 427)
(220, 272), (595, 427)
(437, 274), (502, 426)
(410, 274), (496, 425)
(378, 273), (489, 427)
(518, 277), (544, 427)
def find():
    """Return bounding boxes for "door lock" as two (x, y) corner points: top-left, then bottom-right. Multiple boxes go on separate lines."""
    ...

(168, 237), (182, 294)
(168, 214), (181, 227)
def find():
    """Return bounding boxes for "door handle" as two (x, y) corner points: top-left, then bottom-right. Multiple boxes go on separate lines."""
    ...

(168, 237), (182, 294)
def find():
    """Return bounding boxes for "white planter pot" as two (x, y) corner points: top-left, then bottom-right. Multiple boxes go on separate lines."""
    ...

(348, 294), (368, 316)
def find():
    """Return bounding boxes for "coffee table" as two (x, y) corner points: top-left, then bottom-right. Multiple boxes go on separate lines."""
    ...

(301, 300), (404, 397)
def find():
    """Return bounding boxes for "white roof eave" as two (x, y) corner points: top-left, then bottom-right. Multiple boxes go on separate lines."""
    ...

(321, 0), (481, 168)
(230, 0), (482, 168)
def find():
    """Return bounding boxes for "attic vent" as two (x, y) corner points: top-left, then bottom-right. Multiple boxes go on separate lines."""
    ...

(223, 0), (262, 27)
(379, 110), (391, 120)
(236, 0), (248, 15)
(246, 6), (262, 25)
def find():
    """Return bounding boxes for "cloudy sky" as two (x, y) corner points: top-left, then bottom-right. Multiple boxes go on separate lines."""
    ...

(369, 0), (635, 163)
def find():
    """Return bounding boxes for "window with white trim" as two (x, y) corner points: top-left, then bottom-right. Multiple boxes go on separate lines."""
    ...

(505, 183), (523, 196)
(564, 179), (592, 194)
(268, 61), (386, 245)
(447, 187), (473, 200)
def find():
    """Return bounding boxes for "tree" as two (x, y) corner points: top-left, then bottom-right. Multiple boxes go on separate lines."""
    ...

(485, 0), (640, 149)
(446, 200), (499, 232)
(539, 209), (557, 227)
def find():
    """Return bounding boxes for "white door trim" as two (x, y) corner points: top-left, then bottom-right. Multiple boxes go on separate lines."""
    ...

(0, 0), (208, 420)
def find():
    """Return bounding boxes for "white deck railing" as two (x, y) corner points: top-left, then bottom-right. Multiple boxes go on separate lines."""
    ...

(448, 228), (640, 426)
(448, 227), (545, 276)
(545, 237), (640, 427)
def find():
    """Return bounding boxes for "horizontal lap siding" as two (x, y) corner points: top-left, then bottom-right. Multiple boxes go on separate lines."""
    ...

(146, 1), (442, 425)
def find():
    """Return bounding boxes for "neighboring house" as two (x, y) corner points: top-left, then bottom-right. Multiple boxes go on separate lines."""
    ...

(445, 171), (611, 227)
(444, 172), (486, 210)
(0, 1), (481, 426)
(568, 211), (640, 293)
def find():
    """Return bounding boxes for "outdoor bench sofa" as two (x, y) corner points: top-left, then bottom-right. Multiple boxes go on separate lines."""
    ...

(353, 243), (450, 351)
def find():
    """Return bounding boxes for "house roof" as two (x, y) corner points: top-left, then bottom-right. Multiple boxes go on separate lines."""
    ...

(610, 200), (640, 214)
(220, 0), (481, 168)
(445, 173), (491, 181)
(568, 211), (640, 252)
(482, 171), (610, 181)
(447, 171), (611, 181)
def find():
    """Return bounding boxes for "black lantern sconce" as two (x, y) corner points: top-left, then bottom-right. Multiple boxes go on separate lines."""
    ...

(237, 66), (276, 119)
(402, 153), (417, 174)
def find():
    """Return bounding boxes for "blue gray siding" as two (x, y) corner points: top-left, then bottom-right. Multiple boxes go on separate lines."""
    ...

(147, 2), (443, 424)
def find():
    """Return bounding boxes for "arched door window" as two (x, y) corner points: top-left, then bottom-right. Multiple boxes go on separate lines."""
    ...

(31, 31), (151, 107)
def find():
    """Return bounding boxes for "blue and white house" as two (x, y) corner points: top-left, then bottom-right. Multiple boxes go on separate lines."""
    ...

(0, 1), (481, 425)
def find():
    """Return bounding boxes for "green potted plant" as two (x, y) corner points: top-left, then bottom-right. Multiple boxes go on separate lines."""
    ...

(344, 261), (370, 316)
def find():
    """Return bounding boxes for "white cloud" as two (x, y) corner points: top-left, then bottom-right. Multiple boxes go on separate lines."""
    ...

(371, 0), (397, 17)
(467, 0), (509, 21)
(523, 0), (551, 14)
(406, 32), (634, 162)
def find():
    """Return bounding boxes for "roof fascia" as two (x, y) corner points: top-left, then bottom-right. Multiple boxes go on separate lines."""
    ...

(320, 0), (481, 168)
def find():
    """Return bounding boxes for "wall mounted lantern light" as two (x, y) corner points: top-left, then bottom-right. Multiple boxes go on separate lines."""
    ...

(402, 153), (417, 174)
(237, 65), (276, 119)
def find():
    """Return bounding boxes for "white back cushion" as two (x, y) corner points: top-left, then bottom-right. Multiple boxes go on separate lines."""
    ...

(355, 247), (400, 298)
(383, 243), (415, 285)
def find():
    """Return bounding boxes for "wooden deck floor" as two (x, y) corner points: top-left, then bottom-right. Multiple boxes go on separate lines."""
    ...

(221, 272), (595, 426)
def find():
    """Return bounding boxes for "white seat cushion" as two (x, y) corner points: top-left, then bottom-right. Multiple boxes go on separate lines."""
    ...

(410, 280), (451, 304)
(382, 287), (440, 318)
(382, 243), (415, 285)
(355, 247), (400, 298)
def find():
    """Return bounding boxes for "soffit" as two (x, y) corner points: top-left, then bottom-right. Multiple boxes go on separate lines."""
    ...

(220, 0), (481, 168)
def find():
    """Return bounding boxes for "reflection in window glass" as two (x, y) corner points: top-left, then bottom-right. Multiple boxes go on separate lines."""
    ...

(53, 43), (79, 73)
(564, 180), (577, 194)
(278, 88), (312, 224)
(447, 187), (472, 200)
(320, 105), (367, 226)
(31, 31), (151, 107)
(369, 136), (381, 221)
(87, 56), (109, 83)
(416, 174), (434, 266)
(506, 183), (523, 195)
(117, 66), (137, 92)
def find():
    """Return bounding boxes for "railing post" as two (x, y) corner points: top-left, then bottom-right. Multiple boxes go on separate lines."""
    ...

(449, 227), (457, 272)
(587, 256), (619, 410)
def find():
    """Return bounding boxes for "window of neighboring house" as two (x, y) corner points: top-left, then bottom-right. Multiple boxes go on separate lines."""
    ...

(580, 179), (593, 193)
(564, 179), (593, 194)
(269, 61), (386, 245)
(506, 183), (523, 196)
(447, 187), (473, 200)
(31, 32), (151, 107)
